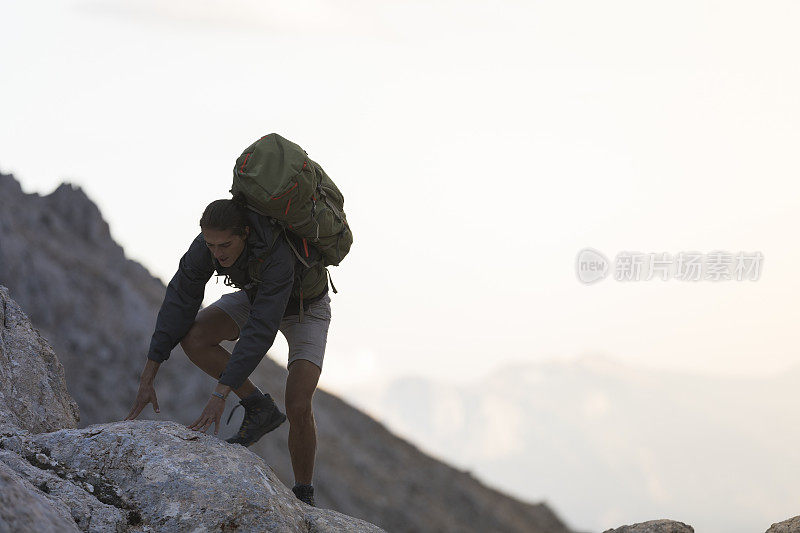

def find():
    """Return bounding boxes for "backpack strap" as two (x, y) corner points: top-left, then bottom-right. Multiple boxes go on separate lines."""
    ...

(281, 226), (310, 268)
(244, 221), (282, 290)
(325, 267), (338, 294)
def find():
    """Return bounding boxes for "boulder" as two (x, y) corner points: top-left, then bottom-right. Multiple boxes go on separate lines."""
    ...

(0, 285), (79, 432)
(766, 515), (800, 533)
(604, 519), (694, 533)
(0, 421), (383, 532)
(0, 460), (81, 533)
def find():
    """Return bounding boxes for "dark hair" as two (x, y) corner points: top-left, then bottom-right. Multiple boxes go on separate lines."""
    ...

(199, 193), (249, 236)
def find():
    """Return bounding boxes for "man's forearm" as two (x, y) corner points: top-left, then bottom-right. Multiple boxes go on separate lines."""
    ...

(146, 234), (215, 365)
(140, 358), (161, 384)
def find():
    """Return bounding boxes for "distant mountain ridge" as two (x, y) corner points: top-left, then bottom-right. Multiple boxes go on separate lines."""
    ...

(345, 353), (800, 533)
(0, 170), (573, 533)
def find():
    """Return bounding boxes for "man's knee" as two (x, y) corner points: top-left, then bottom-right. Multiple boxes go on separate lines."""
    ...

(285, 359), (320, 423)
(286, 397), (313, 424)
(179, 322), (213, 359)
(179, 306), (239, 359)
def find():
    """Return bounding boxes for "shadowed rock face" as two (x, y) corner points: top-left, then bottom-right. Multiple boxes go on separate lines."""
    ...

(0, 460), (82, 533)
(0, 171), (573, 532)
(0, 284), (383, 532)
(0, 286), (79, 432)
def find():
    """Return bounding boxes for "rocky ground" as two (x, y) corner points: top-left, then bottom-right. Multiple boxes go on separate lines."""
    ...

(0, 284), (383, 532)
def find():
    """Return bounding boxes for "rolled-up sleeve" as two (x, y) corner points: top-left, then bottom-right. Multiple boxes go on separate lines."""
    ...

(147, 233), (214, 363)
(217, 236), (294, 389)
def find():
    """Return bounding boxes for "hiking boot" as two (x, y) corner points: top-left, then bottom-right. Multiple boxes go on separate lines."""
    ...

(225, 392), (286, 447)
(292, 484), (315, 506)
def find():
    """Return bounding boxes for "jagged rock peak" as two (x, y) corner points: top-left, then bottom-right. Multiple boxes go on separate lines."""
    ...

(43, 181), (112, 245)
(0, 169), (23, 195)
(48, 182), (92, 202)
(0, 171), (113, 246)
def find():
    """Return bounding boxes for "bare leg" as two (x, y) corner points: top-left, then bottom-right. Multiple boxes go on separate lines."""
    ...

(285, 359), (321, 485)
(180, 306), (261, 400)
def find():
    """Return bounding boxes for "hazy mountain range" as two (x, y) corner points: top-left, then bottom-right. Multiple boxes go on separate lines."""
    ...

(344, 354), (800, 533)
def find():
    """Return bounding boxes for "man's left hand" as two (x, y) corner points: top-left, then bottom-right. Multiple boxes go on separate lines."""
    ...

(187, 396), (226, 435)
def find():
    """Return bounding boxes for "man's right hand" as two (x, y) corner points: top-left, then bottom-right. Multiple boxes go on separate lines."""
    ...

(125, 381), (160, 420)
(125, 359), (162, 420)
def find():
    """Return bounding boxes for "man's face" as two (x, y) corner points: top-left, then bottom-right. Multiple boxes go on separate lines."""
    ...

(202, 226), (249, 268)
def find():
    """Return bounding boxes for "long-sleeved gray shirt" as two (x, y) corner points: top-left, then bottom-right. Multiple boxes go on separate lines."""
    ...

(146, 213), (317, 390)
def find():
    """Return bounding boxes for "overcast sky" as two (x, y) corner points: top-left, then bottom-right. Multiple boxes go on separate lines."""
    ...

(2, 0), (799, 398)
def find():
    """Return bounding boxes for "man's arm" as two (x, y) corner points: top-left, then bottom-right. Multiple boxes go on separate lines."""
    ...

(217, 235), (294, 390)
(147, 233), (215, 364)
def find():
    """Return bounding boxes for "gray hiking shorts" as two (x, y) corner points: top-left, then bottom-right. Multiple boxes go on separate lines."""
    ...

(210, 291), (331, 371)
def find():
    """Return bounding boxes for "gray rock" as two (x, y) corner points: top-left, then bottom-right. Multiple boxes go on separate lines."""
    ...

(0, 285), (80, 432)
(0, 447), (130, 532)
(31, 420), (383, 532)
(603, 519), (694, 533)
(766, 515), (800, 533)
(1, 420), (383, 532)
(0, 460), (81, 533)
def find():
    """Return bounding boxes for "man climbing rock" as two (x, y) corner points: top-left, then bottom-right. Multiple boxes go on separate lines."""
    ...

(125, 195), (330, 507)
(125, 134), (352, 508)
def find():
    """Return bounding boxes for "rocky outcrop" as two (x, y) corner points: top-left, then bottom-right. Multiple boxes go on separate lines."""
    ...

(0, 460), (81, 533)
(0, 170), (574, 532)
(766, 516), (800, 533)
(0, 286), (79, 432)
(0, 422), (383, 532)
(0, 285), (382, 532)
(603, 520), (694, 533)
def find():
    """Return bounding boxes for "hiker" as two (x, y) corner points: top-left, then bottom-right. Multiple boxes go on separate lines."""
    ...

(124, 194), (330, 507)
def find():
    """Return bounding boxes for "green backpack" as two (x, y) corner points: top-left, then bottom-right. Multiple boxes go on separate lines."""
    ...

(230, 134), (352, 314)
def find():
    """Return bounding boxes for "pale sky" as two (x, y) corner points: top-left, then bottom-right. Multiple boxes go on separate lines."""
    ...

(2, 0), (799, 398)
